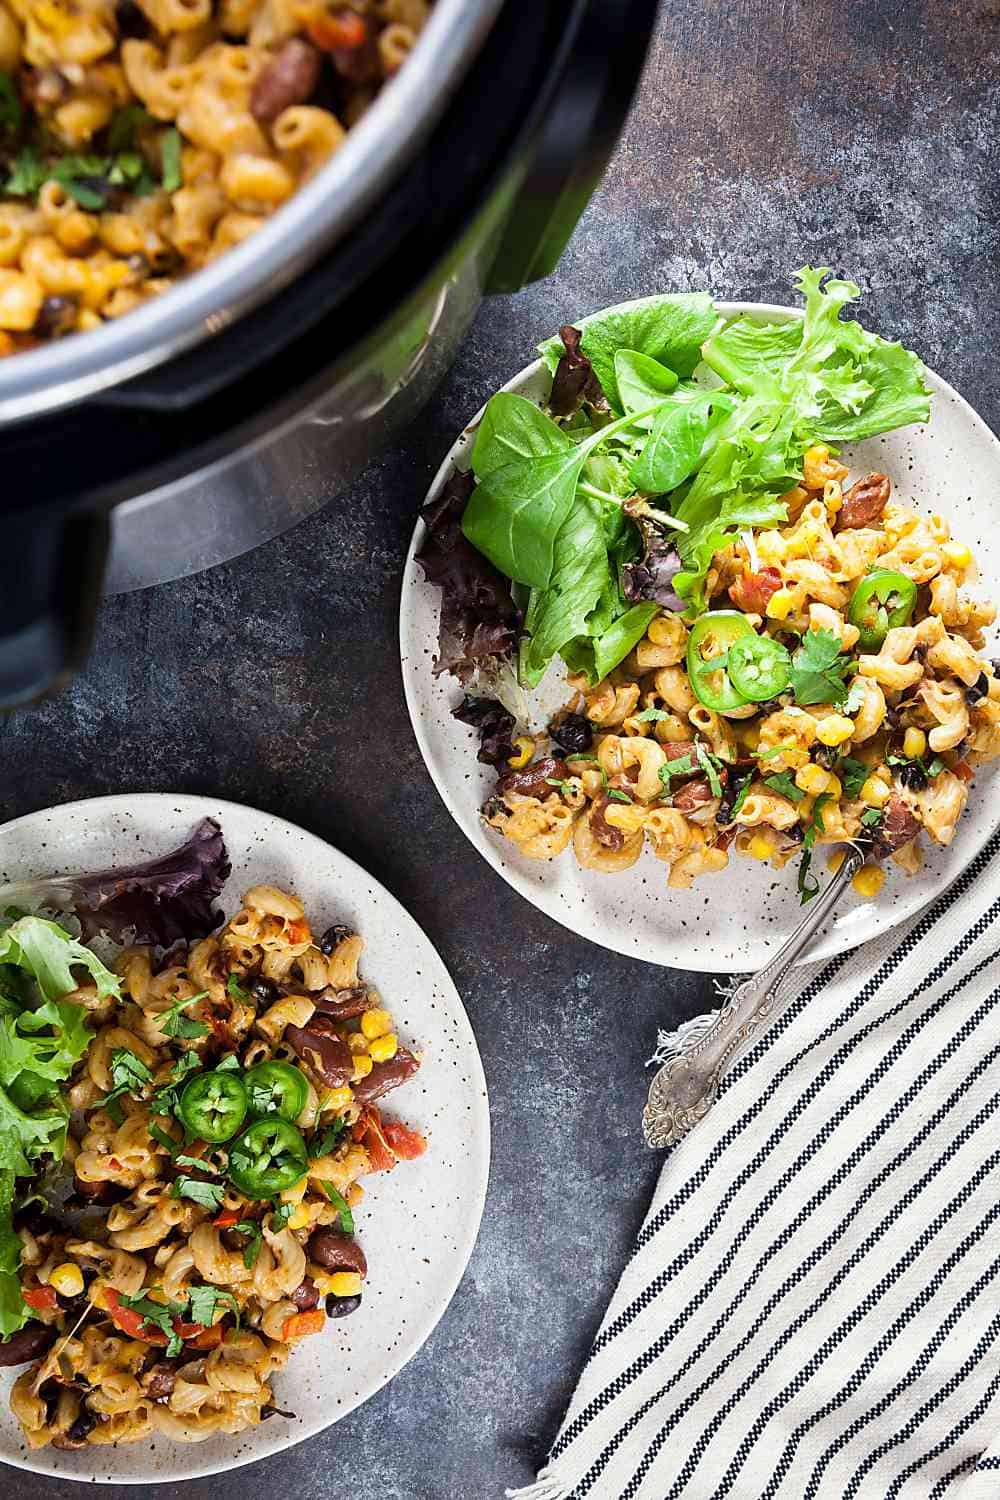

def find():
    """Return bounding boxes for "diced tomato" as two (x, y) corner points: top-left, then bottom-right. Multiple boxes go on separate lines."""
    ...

(108, 1157), (123, 1171)
(281, 1308), (325, 1341)
(305, 9), (367, 50)
(213, 1209), (241, 1228)
(381, 1121), (427, 1161)
(287, 919), (312, 945)
(184, 1322), (224, 1349)
(952, 759), (974, 783)
(105, 1288), (168, 1344)
(22, 1285), (59, 1311)
(358, 1107), (396, 1173)
(728, 566), (782, 615)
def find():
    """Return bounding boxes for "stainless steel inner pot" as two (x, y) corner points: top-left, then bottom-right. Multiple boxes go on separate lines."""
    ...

(0, 0), (505, 426)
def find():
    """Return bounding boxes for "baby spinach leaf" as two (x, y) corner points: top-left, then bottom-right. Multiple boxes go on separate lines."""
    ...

(462, 446), (587, 589)
(614, 350), (678, 417)
(630, 398), (711, 494)
(471, 392), (571, 479)
(538, 293), (720, 408)
(560, 603), (658, 685)
(519, 494), (609, 687)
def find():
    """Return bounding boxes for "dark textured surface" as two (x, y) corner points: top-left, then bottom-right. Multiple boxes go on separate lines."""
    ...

(3, 0), (1000, 1495)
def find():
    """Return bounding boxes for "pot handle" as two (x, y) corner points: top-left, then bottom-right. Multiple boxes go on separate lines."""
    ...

(0, 509), (108, 709)
(485, 0), (659, 293)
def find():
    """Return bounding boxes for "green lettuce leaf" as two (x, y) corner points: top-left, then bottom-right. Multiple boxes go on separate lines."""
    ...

(538, 293), (720, 409)
(0, 916), (120, 1003)
(470, 392), (571, 478)
(519, 493), (609, 688)
(0, 1170), (24, 1338)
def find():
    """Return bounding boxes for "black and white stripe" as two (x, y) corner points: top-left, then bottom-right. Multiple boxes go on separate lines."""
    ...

(509, 829), (1000, 1500)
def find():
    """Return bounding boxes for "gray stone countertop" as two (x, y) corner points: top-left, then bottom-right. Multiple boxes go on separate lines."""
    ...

(2, 0), (999, 1494)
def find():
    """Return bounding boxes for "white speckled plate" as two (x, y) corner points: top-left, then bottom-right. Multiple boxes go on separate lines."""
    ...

(0, 794), (489, 1483)
(400, 300), (1000, 972)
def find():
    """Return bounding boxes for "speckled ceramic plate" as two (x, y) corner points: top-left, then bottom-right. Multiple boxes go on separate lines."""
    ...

(400, 300), (1000, 972)
(0, 794), (489, 1483)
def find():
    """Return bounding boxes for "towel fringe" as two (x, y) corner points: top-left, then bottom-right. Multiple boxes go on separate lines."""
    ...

(505, 1469), (569, 1499)
(645, 974), (750, 1068)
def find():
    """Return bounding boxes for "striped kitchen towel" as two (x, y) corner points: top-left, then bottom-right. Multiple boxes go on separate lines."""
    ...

(509, 825), (1000, 1500)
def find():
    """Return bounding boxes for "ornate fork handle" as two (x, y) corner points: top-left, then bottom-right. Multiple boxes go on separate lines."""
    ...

(642, 846), (866, 1148)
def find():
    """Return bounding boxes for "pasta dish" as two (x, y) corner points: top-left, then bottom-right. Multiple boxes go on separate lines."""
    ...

(0, 874), (426, 1449)
(418, 270), (999, 903)
(0, 0), (431, 352)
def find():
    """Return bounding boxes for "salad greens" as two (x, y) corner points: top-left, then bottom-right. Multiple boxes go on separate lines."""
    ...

(0, 917), (120, 1337)
(446, 269), (930, 689)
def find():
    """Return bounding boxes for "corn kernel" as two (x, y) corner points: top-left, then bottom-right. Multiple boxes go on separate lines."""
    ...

(766, 588), (795, 621)
(352, 1053), (374, 1080)
(824, 773), (842, 799)
(827, 849), (847, 874)
(942, 541), (972, 571)
(507, 736), (534, 769)
(748, 834), (774, 861)
(860, 776), (891, 808)
(322, 1084), (353, 1111)
(327, 1271), (363, 1298)
(49, 1263), (84, 1298)
(795, 764), (830, 796)
(346, 1183), (364, 1206)
(874, 764), (893, 784)
(816, 714), (854, 747)
(902, 727), (927, 759)
(360, 1008), (392, 1040)
(287, 1203), (312, 1231)
(740, 723), (761, 750)
(368, 1033), (398, 1063)
(347, 1032), (369, 1054)
(852, 865), (886, 899)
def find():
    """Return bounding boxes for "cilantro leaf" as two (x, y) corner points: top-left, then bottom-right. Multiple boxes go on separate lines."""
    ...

(270, 1201), (293, 1231)
(107, 103), (152, 152)
(658, 753), (698, 794)
(159, 989), (209, 1040)
(844, 677), (867, 714)
(149, 1122), (179, 1155)
(729, 774), (754, 820)
(694, 743), (724, 798)
(797, 849), (819, 904)
(860, 807), (884, 828)
(838, 757), (870, 799)
(226, 974), (251, 1001)
(633, 707), (672, 723)
(763, 771), (805, 802)
(234, 1220), (262, 1269)
(118, 1292), (186, 1356)
(150, 1050), (201, 1115)
(308, 1118), (347, 1159)
(171, 1175), (225, 1209)
(787, 629), (852, 707)
(606, 788), (633, 804)
(160, 127), (182, 192)
(186, 1284), (239, 1331)
(95, 1047), (153, 1119)
(321, 1182), (354, 1234)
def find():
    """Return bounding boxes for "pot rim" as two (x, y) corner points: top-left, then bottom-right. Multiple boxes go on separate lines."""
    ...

(0, 0), (503, 425)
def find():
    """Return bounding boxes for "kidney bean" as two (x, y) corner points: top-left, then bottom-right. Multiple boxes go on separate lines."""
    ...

(588, 796), (624, 851)
(672, 778), (713, 813)
(307, 1230), (367, 1278)
(495, 756), (568, 801)
(351, 1047), (420, 1104)
(0, 1323), (57, 1366)
(250, 38), (322, 123)
(285, 1017), (354, 1087)
(313, 986), (372, 1020)
(874, 794), (921, 854)
(835, 472), (891, 531)
(290, 1277), (321, 1311)
(144, 1363), (176, 1400)
(728, 566), (782, 614)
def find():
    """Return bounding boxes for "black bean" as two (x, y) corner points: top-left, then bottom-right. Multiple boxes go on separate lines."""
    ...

(966, 673), (991, 705)
(260, 1404), (297, 1420)
(325, 1293), (362, 1319)
(249, 977), (277, 1006)
(35, 295), (79, 339)
(65, 1407), (98, 1444)
(549, 713), (593, 755)
(319, 925), (354, 956)
(898, 762), (928, 791)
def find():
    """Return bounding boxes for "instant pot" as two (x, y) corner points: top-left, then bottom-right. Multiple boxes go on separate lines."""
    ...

(1, 0), (658, 706)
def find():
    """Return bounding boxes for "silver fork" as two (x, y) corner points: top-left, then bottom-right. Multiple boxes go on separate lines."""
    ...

(642, 845), (866, 1148)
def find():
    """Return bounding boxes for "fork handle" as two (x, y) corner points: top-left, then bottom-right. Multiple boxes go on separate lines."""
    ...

(642, 846), (866, 1148)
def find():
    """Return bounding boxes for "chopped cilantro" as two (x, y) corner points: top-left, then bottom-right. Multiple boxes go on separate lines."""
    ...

(730, 774), (754, 819)
(321, 1182), (354, 1234)
(151, 1049), (202, 1114)
(95, 1048), (153, 1120)
(763, 772), (805, 802)
(860, 807), (884, 829)
(633, 707), (672, 723)
(234, 1220), (262, 1269)
(797, 849), (819, 904)
(227, 974), (251, 1001)
(107, 103), (152, 153)
(606, 788), (633, 804)
(186, 1284), (239, 1332)
(171, 1175), (226, 1209)
(308, 1119), (347, 1159)
(216, 1053), (240, 1071)
(160, 127), (182, 192)
(838, 757), (870, 799)
(159, 989), (209, 1040)
(149, 1123), (179, 1155)
(270, 1201), (293, 1231)
(755, 744), (798, 761)
(844, 677), (867, 714)
(118, 1292), (186, 1356)
(788, 629), (852, 707)
(694, 743), (724, 798)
